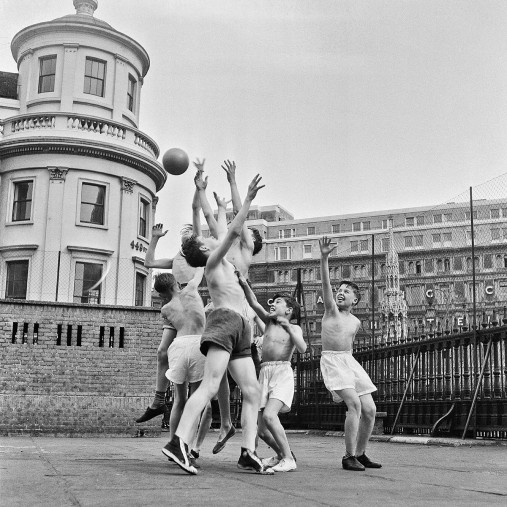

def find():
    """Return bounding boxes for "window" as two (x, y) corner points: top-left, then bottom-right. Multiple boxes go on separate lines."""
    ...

(350, 240), (359, 252)
(443, 232), (452, 245)
(12, 180), (33, 222)
(73, 262), (102, 304)
(491, 209), (500, 219)
(135, 272), (146, 306)
(382, 218), (393, 229)
(433, 214), (443, 224)
(424, 258), (433, 273)
(415, 235), (423, 247)
(381, 238), (390, 252)
(127, 74), (136, 112)
(360, 239), (369, 251)
(38, 55), (56, 93)
(307, 226), (316, 235)
(405, 236), (413, 248)
(139, 198), (149, 237)
(303, 244), (312, 258)
(444, 213), (453, 222)
(352, 222), (361, 232)
(466, 230), (476, 242)
(454, 256), (463, 270)
(84, 57), (106, 97)
(432, 233), (441, 245)
(80, 183), (105, 225)
(5, 260), (29, 299)
(332, 224), (340, 234)
(415, 261), (422, 274)
(492, 229), (501, 241)
(275, 246), (291, 261)
(465, 210), (478, 220)
(444, 258), (451, 272)
(362, 221), (370, 231)
(405, 217), (414, 227)
(278, 228), (295, 239)
(416, 216), (425, 226)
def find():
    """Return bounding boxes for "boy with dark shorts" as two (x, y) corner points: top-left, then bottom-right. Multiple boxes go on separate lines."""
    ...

(319, 236), (381, 471)
(162, 173), (272, 475)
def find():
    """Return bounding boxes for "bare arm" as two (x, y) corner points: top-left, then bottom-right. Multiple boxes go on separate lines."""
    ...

(191, 186), (202, 236)
(319, 236), (337, 313)
(206, 174), (264, 271)
(185, 266), (205, 292)
(144, 224), (173, 269)
(222, 160), (253, 251)
(213, 192), (230, 238)
(194, 169), (219, 238)
(277, 318), (307, 353)
(236, 271), (269, 323)
(160, 326), (177, 350)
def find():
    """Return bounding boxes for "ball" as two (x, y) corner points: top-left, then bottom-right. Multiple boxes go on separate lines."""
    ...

(162, 148), (190, 175)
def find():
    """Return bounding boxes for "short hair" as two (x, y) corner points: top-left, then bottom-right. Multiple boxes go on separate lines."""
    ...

(181, 234), (208, 267)
(250, 227), (263, 255)
(154, 272), (177, 295)
(272, 293), (301, 321)
(338, 280), (361, 305)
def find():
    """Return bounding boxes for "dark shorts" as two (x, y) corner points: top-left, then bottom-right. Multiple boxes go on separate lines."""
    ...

(200, 308), (252, 360)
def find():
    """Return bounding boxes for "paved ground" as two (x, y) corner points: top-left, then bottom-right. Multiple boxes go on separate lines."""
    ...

(1, 431), (506, 507)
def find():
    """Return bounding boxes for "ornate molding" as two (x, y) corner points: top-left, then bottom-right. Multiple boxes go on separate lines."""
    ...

(48, 167), (68, 180)
(121, 177), (137, 194)
(152, 196), (159, 210)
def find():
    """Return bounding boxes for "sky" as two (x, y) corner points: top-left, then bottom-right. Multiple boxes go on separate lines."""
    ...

(1, 0), (507, 254)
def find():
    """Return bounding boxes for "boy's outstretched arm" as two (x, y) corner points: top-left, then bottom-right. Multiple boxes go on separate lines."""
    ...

(236, 271), (269, 323)
(144, 224), (173, 269)
(193, 160), (219, 238)
(207, 174), (264, 270)
(222, 160), (254, 251)
(191, 185), (202, 237)
(319, 236), (337, 313)
(213, 192), (230, 238)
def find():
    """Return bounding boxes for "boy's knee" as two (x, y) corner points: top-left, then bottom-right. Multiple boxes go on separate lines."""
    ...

(241, 382), (260, 403)
(362, 401), (376, 420)
(262, 410), (278, 427)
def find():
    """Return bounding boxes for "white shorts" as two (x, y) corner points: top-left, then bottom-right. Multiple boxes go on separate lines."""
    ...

(165, 335), (205, 385)
(259, 361), (294, 414)
(320, 350), (377, 403)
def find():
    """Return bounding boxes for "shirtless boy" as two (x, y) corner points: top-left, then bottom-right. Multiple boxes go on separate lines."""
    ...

(162, 173), (271, 475)
(160, 266), (210, 465)
(319, 236), (381, 471)
(237, 273), (306, 472)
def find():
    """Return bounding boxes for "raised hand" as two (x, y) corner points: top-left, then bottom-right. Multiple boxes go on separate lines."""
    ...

(319, 236), (337, 257)
(245, 174), (265, 202)
(193, 158), (206, 174)
(151, 223), (167, 238)
(221, 159), (236, 182)
(213, 192), (231, 209)
(194, 170), (208, 191)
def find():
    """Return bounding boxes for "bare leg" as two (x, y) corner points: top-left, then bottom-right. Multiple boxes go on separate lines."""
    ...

(259, 399), (291, 459)
(355, 394), (376, 455)
(336, 388), (361, 456)
(228, 357), (260, 451)
(257, 410), (281, 456)
(169, 383), (188, 440)
(216, 373), (233, 439)
(175, 347), (229, 445)
(193, 401), (212, 453)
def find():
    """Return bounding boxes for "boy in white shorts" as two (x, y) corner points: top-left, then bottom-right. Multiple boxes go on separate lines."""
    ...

(160, 266), (210, 465)
(237, 273), (307, 472)
(319, 236), (382, 472)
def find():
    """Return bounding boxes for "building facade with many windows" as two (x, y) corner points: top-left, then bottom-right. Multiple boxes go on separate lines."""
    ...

(204, 199), (507, 345)
(0, 0), (166, 306)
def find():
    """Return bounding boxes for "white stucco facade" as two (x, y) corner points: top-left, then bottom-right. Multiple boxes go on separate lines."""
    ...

(0, 0), (166, 306)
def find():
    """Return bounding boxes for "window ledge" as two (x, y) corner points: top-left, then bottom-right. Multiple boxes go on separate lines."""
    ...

(67, 245), (114, 256)
(5, 221), (34, 226)
(0, 244), (38, 252)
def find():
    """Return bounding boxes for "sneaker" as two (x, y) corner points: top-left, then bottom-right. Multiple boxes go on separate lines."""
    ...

(356, 453), (382, 468)
(237, 448), (274, 475)
(162, 436), (197, 475)
(342, 455), (365, 471)
(188, 453), (201, 470)
(136, 405), (166, 423)
(270, 458), (297, 472)
(261, 456), (280, 467)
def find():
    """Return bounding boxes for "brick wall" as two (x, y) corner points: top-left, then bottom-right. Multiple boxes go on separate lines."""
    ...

(0, 300), (166, 436)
